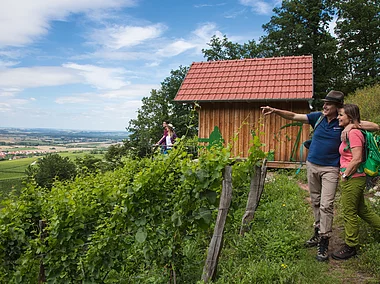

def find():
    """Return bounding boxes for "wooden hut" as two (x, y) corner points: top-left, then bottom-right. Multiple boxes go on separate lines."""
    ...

(174, 55), (314, 168)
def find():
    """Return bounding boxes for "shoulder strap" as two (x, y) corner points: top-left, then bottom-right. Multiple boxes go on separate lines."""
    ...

(314, 113), (324, 130)
(296, 114), (324, 174)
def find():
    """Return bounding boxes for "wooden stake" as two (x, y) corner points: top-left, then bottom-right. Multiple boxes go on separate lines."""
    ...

(240, 160), (267, 235)
(202, 165), (233, 283)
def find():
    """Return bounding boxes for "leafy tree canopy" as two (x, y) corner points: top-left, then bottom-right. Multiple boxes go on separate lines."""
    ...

(260, 0), (343, 100)
(25, 153), (77, 189)
(334, 0), (380, 93)
(202, 35), (266, 61)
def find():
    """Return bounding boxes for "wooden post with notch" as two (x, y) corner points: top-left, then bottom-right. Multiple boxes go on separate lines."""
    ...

(201, 165), (232, 283)
(240, 159), (268, 235)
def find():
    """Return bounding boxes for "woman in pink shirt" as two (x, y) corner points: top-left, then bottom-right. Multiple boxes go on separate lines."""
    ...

(332, 104), (380, 260)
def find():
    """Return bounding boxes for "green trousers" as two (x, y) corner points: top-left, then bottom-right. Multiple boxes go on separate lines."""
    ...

(340, 177), (380, 247)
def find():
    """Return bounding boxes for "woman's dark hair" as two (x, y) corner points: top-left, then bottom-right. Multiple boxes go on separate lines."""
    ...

(343, 104), (361, 124)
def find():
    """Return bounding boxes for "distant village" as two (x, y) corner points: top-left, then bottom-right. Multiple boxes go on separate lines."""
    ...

(0, 148), (58, 160)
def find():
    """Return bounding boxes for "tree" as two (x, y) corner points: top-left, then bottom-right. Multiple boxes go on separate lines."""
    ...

(126, 66), (198, 157)
(202, 35), (265, 61)
(260, 0), (343, 100)
(334, 0), (380, 93)
(75, 154), (107, 175)
(104, 143), (130, 168)
(25, 153), (77, 189)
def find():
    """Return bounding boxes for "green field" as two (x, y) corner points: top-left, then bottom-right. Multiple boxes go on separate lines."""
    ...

(0, 158), (36, 199)
(2, 146), (39, 151)
(0, 151), (104, 180)
(0, 152), (104, 200)
(58, 151), (104, 160)
(0, 157), (37, 180)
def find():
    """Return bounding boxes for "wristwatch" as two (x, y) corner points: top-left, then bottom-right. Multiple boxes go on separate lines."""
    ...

(342, 173), (348, 179)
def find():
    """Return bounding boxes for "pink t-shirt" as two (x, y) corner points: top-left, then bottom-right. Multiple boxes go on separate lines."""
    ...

(339, 129), (366, 178)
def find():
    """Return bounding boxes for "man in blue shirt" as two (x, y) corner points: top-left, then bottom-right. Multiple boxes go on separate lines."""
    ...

(261, 90), (379, 261)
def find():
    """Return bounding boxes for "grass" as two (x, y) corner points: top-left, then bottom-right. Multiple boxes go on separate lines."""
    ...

(0, 157), (38, 180)
(207, 173), (335, 283)
(196, 172), (380, 284)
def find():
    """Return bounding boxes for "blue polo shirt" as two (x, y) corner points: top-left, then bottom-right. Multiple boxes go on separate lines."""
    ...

(307, 111), (342, 167)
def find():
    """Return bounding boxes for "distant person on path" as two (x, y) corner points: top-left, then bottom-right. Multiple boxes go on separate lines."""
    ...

(156, 123), (177, 154)
(164, 124), (177, 153)
(332, 104), (380, 260)
(156, 120), (170, 146)
(261, 90), (379, 261)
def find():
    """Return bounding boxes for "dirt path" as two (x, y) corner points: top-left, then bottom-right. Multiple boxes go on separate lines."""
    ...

(297, 182), (377, 283)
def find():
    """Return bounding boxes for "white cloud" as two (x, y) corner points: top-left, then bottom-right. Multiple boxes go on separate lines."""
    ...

(156, 40), (196, 57)
(55, 96), (92, 104)
(0, 98), (29, 113)
(0, 60), (20, 68)
(91, 24), (167, 49)
(194, 3), (228, 8)
(146, 61), (160, 67)
(0, 88), (21, 97)
(99, 84), (159, 99)
(223, 9), (247, 19)
(0, 67), (80, 89)
(72, 50), (154, 61)
(0, 0), (137, 47)
(63, 63), (128, 89)
(239, 0), (273, 15)
(0, 103), (11, 112)
(192, 23), (223, 42)
(0, 63), (129, 92)
(77, 22), (222, 62)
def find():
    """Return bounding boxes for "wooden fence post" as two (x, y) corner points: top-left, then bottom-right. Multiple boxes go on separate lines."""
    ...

(240, 160), (267, 235)
(201, 165), (233, 283)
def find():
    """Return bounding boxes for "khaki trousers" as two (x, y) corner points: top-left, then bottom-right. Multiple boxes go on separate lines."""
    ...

(306, 161), (339, 236)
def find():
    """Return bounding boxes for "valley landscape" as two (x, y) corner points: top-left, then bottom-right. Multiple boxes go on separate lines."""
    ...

(0, 127), (129, 195)
(0, 127), (128, 159)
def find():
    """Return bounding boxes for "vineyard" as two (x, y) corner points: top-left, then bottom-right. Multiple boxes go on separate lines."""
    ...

(0, 152), (104, 198)
(1, 137), (380, 283)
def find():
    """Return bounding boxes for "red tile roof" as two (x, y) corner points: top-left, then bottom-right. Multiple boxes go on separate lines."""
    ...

(174, 55), (313, 102)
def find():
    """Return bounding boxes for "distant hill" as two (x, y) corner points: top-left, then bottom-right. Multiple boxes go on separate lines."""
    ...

(0, 127), (130, 140)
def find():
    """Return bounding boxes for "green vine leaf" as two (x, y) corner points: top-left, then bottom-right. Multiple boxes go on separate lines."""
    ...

(135, 227), (147, 243)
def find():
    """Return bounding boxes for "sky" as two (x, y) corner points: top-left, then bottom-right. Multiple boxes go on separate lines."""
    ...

(0, 0), (282, 131)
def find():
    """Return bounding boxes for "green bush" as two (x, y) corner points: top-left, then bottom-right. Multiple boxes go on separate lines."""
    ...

(345, 84), (380, 125)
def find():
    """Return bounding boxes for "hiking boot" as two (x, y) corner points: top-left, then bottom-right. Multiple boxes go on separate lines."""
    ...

(305, 227), (320, 247)
(316, 236), (329, 261)
(332, 244), (357, 260)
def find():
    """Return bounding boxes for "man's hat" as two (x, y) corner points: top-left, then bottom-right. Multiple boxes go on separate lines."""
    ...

(322, 90), (344, 105)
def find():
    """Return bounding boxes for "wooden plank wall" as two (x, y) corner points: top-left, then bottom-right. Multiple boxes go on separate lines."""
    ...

(198, 101), (312, 162)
